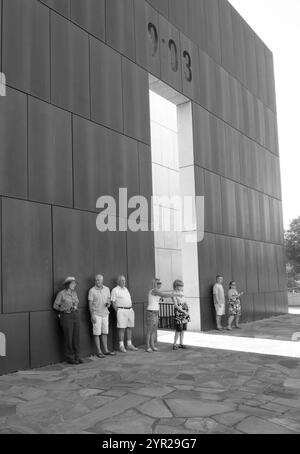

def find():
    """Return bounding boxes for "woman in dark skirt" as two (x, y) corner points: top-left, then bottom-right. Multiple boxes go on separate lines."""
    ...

(53, 277), (83, 365)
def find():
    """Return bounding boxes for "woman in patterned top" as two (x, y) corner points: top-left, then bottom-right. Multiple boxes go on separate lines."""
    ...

(172, 280), (191, 350)
(227, 281), (244, 331)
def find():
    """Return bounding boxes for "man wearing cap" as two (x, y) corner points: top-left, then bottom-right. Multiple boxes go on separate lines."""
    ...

(111, 275), (138, 353)
(53, 277), (83, 365)
(88, 274), (115, 358)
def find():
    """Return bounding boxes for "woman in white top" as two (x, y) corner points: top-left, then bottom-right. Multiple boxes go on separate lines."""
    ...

(146, 278), (180, 353)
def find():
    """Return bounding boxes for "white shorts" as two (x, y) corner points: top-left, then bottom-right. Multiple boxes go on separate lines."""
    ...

(92, 315), (109, 336)
(214, 303), (225, 316)
(117, 308), (135, 329)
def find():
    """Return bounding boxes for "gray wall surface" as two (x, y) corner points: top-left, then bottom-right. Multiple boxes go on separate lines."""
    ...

(0, 0), (287, 374)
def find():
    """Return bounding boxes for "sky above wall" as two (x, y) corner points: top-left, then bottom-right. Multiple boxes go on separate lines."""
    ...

(229, 0), (300, 229)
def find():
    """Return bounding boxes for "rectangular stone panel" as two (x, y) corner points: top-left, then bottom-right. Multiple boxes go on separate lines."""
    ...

(134, 0), (161, 78)
(232, 9), (247, 85)
(106, 0), (135, 61)
(53, 206), (95, 305)
(90, 38), (123, 133)
(204, 170), (222, 234)
(198, 232), (217, 298)
(0, 88), (27, 199)
(28, 97), (73, 207)
(253, 293), (266, 321)
(221, 178), (237, 237)
(231, 237), (246, 293)
(70, 0), (105, 41)
(192, 104), (212, 170)
(40, 0), (70, 17)
(30, 311), (63, 369)
(245, 240), (259, 294)
(2, 198), (53, 313)
(127, 229), (155, 303)
(236, 184), (250, 239)
(147, 0), (168, 17)
(215, 235), (232, 289)
(51, 12), (90, 117)
(3, 0), (50, 100)
(203, 0), (221, 64)
(0, 313), (29, 375)
(219, 0), (235, 75)
(122, 57), (151, 144)
(94, 227), (127, 290)
(73, 116), (139, 211)
(241, 294), (254, 323)
(243, 23), (258, 97)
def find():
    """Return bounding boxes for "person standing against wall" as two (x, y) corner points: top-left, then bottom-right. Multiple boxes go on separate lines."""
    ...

(213, 275), (226, 331)
(88, 275), (116, 358)
(111, 275), (138, 353)
(53, 277), (83, 365)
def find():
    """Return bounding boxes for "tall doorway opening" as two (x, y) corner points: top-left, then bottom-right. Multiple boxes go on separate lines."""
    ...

(149, 76), (201, 332)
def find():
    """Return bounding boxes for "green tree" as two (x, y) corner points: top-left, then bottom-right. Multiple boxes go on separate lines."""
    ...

(285, 217), (300, 273)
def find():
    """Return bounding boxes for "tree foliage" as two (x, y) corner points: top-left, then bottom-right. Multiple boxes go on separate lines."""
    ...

(285, 217), (300, 270)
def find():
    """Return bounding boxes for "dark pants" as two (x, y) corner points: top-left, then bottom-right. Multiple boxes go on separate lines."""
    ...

(60, 311), (81, 361)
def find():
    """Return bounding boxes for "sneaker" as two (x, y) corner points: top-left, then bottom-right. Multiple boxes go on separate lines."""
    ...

(103, 351), (116, 356)
(179, 344), (187, 349)
(119, 345), (127, 353)
(127, 344), (138, 351)
(146, 348), (153, 353)
(152, 347), (160, 352)
(96, 352), (106, 358)
(173, 345), (179, 350)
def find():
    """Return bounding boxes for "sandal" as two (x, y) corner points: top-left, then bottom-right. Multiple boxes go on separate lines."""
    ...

(173, 345), (179, 350)
(179, 344), (187, 349)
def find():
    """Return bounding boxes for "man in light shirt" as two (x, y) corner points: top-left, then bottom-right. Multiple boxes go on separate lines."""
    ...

(111, 275), (138, 353)
(88, 275), (115, 357)
(213, 275), (226, 331)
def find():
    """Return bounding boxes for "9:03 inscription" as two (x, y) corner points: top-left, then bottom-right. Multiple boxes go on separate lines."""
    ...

(148, 22), (193, 82)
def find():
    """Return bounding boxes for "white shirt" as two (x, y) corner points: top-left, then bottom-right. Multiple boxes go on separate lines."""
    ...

(213, 283), (225, 305)
(111, 286), (132, 308)
(147, 290), (160, 311)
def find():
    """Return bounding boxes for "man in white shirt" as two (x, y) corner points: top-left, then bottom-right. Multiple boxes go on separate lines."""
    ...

(111, 275), (138, 353)
(88, 275), (115, 357)
(213, 275), (225, 331)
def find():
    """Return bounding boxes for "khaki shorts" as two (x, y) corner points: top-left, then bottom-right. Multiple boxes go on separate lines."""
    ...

(214, 303), (225, 316)
(92, 315), (109, 336)
(117, 308), (135, 329)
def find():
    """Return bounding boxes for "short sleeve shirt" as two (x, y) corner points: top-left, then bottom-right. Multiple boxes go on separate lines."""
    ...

(88, 286), (110, 317)
(213, 283), (225, 305)
(111, 286), (132, 308)
(53, 289), (79, 313)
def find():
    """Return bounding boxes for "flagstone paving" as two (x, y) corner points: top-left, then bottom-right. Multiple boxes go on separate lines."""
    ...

(0, 315), (300, 434)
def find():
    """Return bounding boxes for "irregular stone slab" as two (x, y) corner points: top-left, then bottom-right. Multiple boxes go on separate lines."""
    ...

(214, 411), (248, 427)
(269, 417), (300, 432)
(84, 396), (115, 411)
(133, 386), (174, 398)
(176, 374), (195, 381)
(102, 389), (127, 398)
(70, 394), (150, 429)
(166, 399), (234, 418)
(79, 389), (103, 398)
(185, 417), (219, 433)
(154, 425), (196, 434)
(89, 412), (154, 434)
(0, 405), (16, 417)
(237, 416), (299, 434)
(138, 399), (172, 418)
(17, 388), (48, 401)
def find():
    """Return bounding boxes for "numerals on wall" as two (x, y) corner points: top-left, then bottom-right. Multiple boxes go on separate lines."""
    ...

(147, 23), (192, 82)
